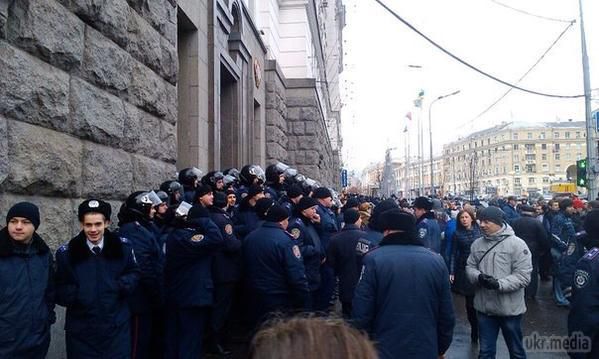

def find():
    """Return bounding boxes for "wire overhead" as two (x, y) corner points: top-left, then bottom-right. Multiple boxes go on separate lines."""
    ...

(488, 0), (573, 24)
(373, 0), (585, 99)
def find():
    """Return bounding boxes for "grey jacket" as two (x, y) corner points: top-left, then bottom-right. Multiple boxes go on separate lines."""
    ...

(466, 224), (532, 316)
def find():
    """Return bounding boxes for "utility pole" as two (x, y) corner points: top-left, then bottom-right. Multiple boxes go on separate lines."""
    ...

(414, 90), (425, 195)
(578, 0), (596, 198)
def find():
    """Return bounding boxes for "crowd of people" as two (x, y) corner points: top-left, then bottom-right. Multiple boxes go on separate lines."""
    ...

(1, 161), (598, 358)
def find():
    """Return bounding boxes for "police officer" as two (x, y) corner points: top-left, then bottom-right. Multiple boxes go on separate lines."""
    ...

(201, 171), (225, 193)
(117, 191), (165, 359)
(164, 204), (224, 359)
(56, 199), (139, 358)
(413, 196), (442, 253)
(327, 209), (369, 318)
(265, 163), (287, 201)
(363, 198), (399, 247)
(288, 196), (324, 309)
(0, 202), (55, 359)
(551, 198), (577, 306)
(207, 192), (242, 356)
(195, 184), (214, 207)
(178, 167), (203, 203)
(568, 210), (599, 358)
(352, 209), (455, 359)
(243, 203), (310, 327)
(280, 184), (303, 216)
(312, 187), (340, 312)
(159, 180), (183, 207)
(233, 184), (266, 239)
(238, 164), (266, 199)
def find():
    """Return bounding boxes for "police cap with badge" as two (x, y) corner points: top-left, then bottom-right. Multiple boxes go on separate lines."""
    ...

(78, 199), (112, 221)
(412, 196), (433, 211)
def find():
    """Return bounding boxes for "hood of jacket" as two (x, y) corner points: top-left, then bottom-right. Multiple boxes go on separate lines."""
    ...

(482, 224), (515, 242)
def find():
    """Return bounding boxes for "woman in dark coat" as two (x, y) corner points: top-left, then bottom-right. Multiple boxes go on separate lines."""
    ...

(449, 208), (481, 343)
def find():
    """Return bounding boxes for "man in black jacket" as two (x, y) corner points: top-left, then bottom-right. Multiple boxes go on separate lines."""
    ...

(512, 205), (550, 299)
(327, 209), (369, 318)
(0, 202), (55, 359)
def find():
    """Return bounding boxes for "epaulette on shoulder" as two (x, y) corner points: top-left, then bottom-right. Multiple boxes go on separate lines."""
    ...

(583, 247), (599, 261)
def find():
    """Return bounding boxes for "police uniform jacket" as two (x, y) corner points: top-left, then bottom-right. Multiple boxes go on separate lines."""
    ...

(209, 207), (242, 284)
(416, 211), (442, 253)
(327, 224), (369, 303)
(551, 212), (576, 250)
(55, 230), (139, 358)
(558, 231), (588, 291)
(233, 198), (262, 239)
(315, 204), (339, 251)
(363, 225), (384, 248)
(288, 216), (323, 291)
(501, 204), (521, 224)
(242, 222), (309, 302)
(568, 247), (599, 352)
(352, 231), (455, 359)
(118, 221), (164, 313)
(0, 228), (55, 359)
(164, 217), (224, 308)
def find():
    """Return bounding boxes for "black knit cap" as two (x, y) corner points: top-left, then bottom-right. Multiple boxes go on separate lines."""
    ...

(370, 198), (399, 231)
(477, 206), (505, 226)
(248, 184), (265, 199)
(413, 196), (433, 211)
(265, 203), (289, 222)
(78, 199), (112, 222)
(255, 198), (275, 220)
(297, 197), (319, 212)
(312, 187), (332, 199)
(343, 208), (361, 225)
(213, 191), (227, 209)
(287, 184), (303, 199)
(195, 184), (213, 200)
(379, 209), (416, 232)
(6, 202), (41, 230)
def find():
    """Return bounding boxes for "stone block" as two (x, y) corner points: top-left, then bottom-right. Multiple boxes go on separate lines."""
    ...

(292, 122), (304, 135)
(305, 150), (319, 164)
(65, 0), (130, 48)
(304, 121), (317, 135)
(0, 193), (76, 250)
(0, 42), (70, 132)
(0, 1), (7, 39)
(160, 37), (177, 84)
(82, 26), (132, 95)
(164, 82), (177, 124)
(293, 151), (305, 164)
(266, 143), (286, 162)
(299, 107), (320, 121)
(70, 78), (126, 147)
(287, 136), (298, 151)
(0, 115), (7, 186)
(7, 0), (85, 72)
(122, 103), (163, 159)
(129, 62), (169, 119)
(287, 97), (318, 108)
(81, 143), (133, 199)
(3, 120), (83, 196)
(266, 125), (286, 146)
(160, 120), (177, 163)
(131, 154), (176, 190)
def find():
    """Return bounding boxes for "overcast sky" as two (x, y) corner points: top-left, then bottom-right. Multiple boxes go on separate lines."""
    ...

(339, 0), (599, 173)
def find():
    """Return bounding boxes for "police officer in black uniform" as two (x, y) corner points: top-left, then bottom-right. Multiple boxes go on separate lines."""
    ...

(242, 203), (310, 327)
(287, 197), (324, 310)
(265, 163), (287, 201)
(280, 184), (304, 216)
(202, 171), (225, 193)
(164, 204), (224, 359)
(207, 192), (242, 356)
(55, 199), (139, 359)
(178, 167), (203, 203)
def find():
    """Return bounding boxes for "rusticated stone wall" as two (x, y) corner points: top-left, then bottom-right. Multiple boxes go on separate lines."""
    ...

(0, 0), (178, 247)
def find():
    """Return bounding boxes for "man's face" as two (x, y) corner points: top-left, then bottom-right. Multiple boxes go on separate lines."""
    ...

(509, 199), (517, 206)
(156, 203), (168, 215)
(479, 219), (502, 235)
(566, 206), (576, 215)
(280, 218), (289, 230)
(414, 207), (426, 219)
(216, 180), (224, 190)
(319, 197), (333, 208)
(551, 202), (560, 212)
(7, 217), (35, 244)
(199, 192), (214, 207)
(301, 206), (318, 219)
(81, 213), (109, 244)
(254, 192), (265, 201)
(279, 174), (285, 184)
(227, 194), (236, 206)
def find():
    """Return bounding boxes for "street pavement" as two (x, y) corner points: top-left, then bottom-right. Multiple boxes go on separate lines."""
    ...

(446, 279), (570, 358)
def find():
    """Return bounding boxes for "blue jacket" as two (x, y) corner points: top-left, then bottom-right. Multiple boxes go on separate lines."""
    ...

(118, 221), (164, 313)
(55, 230), (139, 358)
(233, 199), (262, 239)
(551, 212), (576, 251)
(327, 224), (369, 303)
(363, 225), (384, 248)
(315, 204), (339, 251)
(559, 231), (588, 293)
(0, 228), (55, 359)
(288, 216), (323, 291)
(449, 225), (482, 296)
(352, 232), (455, 359)
(242, 222), (310, 300)
(442, 218), (457, 264)
(164, 217), (224, 308)
(209, 207), (242, 283)
(416, 211), (442, 253)
(568, 247), (599, 346)
(502, 204), (521, 224)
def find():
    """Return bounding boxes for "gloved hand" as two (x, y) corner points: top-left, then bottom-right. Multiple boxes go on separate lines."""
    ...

(478, 273), (500, 290)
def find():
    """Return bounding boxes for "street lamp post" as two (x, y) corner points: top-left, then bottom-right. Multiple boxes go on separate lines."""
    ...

(429, 90), (460, 196)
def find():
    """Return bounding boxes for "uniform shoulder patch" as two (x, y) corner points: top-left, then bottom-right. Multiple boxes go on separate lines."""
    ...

(58, 244), (69, 252)
(583, 247), (599, 261)
(574, 269), (590, 289)
(290, 228), (301, 239)
(567, 241), (577, 256)
(224, 224), (233, 235)
(191, 234), (204, 242)
(418, 227), (427, 239)
(120, 237), (130, 244)
(292, 245), (301, 259)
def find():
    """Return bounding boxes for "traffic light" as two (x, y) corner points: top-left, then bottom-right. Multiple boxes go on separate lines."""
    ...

(577, 158), (588, 187)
